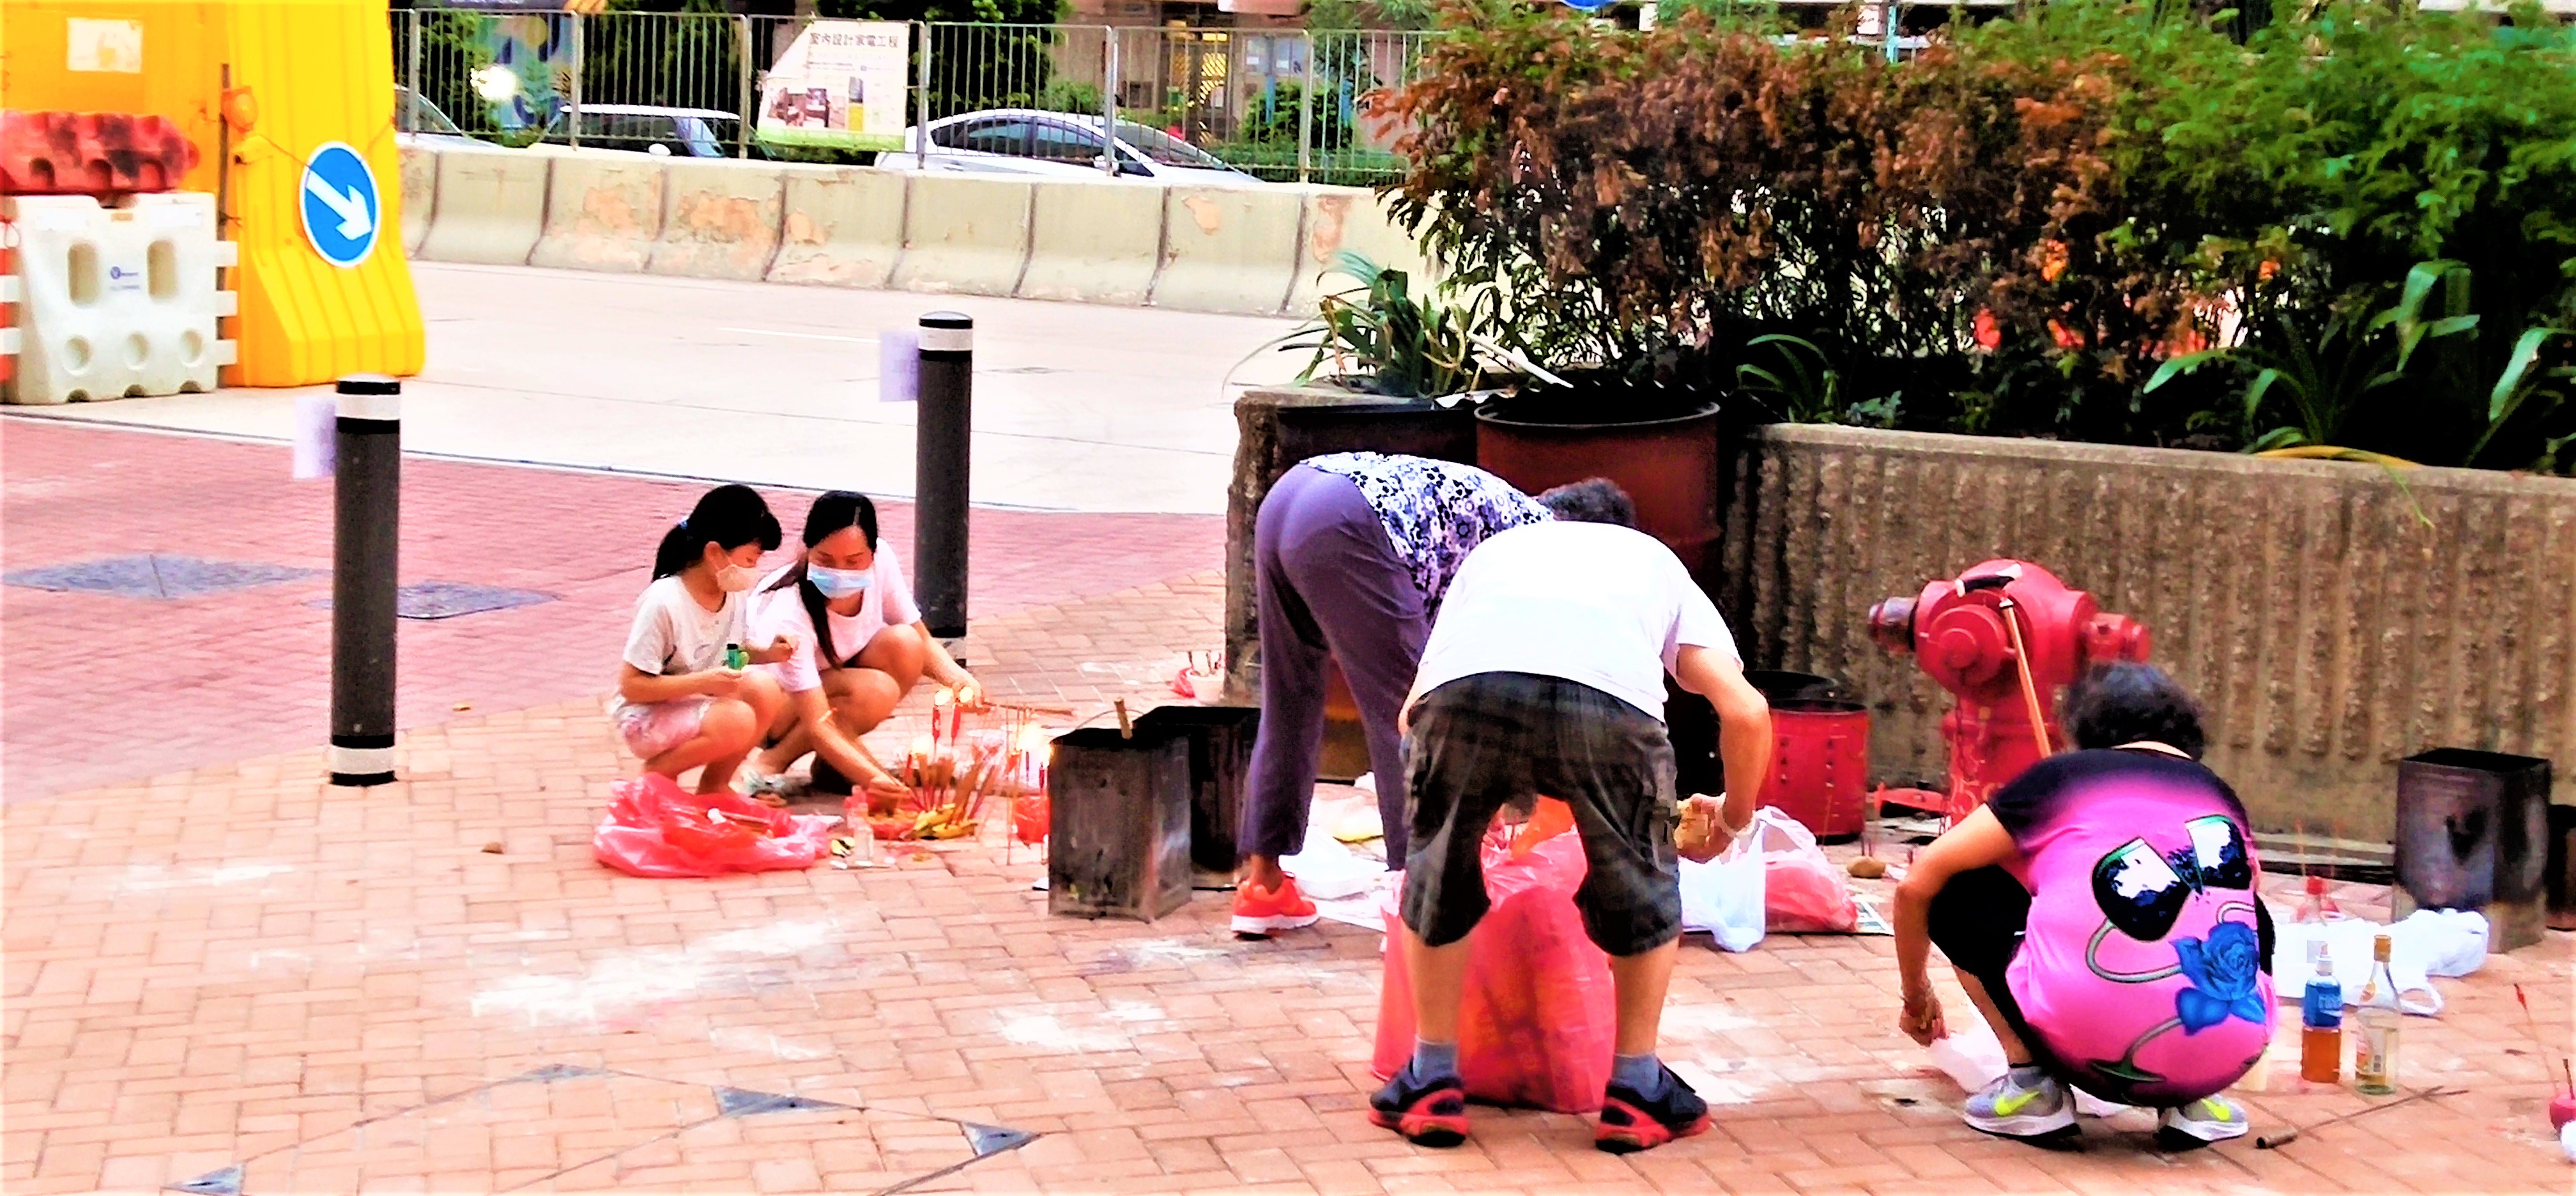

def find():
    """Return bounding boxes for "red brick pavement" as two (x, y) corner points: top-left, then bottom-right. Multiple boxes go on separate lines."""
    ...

(2, 530), (2572, 1194)
(1, 418), (1220, 800)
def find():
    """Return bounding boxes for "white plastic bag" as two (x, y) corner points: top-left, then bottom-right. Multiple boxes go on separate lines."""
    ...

(1679, 837), (1766, 953)
(1280, 818), (1377, 901)
(2267, 907), (2483, 1016)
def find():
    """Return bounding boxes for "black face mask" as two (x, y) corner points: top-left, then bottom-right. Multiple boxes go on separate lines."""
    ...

(2089, 816), (2251, 941)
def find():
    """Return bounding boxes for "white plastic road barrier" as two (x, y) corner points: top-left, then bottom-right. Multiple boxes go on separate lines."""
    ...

(3, 193), (236, 405)
(529, 155), (666, 273)
(1287, 187), (1438, 316)
(888, 173), (1033, 298)
(1017, 177), (1161, 307)
(415, 144), (550, 266)
(649, 160), (788, 282)
(398, 142), (439, 256)
(1151, 185), (1303, 317)
(765, 167), (908, 289)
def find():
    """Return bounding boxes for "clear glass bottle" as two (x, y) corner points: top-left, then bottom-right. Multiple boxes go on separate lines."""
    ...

(2299, 938), (2343, 1084)
(2352, 933), (2402, 1094)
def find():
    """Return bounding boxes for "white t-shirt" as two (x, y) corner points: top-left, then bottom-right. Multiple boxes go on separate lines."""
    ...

(1411, 521), (1737, 722)
(614, 574), (751, 710)
(750, 546), (922, 694)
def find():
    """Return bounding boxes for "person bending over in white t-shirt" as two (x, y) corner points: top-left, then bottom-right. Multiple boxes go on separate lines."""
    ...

(613, 485), (799, 795)
(744, 491), (986, 797)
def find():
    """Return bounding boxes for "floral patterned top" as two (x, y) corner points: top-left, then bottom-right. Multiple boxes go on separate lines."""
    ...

(1300, 452), (1549, 620)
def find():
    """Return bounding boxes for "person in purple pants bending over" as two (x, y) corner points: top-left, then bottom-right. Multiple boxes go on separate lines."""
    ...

(1232, 452), (1563, 935)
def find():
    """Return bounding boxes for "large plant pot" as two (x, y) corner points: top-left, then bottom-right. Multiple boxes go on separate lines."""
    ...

(1478, 397), (1727, 795)
(1473, 400), (1725, 578)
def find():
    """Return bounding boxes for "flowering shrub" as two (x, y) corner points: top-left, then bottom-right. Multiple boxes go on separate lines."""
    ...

(1383, 0), (2576, 470)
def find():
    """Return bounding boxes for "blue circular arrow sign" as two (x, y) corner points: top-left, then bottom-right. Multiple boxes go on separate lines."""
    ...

(299, 141), (381, 268)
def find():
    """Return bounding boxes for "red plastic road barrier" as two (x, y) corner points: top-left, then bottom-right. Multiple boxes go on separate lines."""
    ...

(1, 110), (201, 197)
(1, 237), (15, 387)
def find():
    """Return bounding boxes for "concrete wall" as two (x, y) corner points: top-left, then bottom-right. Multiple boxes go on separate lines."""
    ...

(1717, 425), (2576, 839)
(399, 144), (1420, 319)
(1217, 394), (2576, 838)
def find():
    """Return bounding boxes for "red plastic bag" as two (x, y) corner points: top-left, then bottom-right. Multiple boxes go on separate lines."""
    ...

(1752, 808), (1859, 933)
(593, 774), (839, 878)
(1372, 815), (1616, 1113)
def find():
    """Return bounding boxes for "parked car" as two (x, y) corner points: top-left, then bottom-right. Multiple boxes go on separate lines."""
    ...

(898, 109), (1263, 187)
(545, 105), (741, 158)
(394, 86), (482, 148)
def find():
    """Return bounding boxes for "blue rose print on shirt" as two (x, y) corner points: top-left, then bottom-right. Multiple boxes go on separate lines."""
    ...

(2172, 920), (2267, 1033)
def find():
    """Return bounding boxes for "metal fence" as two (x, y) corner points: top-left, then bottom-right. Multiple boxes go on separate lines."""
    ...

(391, 9), (1436, 186)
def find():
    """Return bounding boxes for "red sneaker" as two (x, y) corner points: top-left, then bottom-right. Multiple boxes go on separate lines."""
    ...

(1230, 875), (1321, 937)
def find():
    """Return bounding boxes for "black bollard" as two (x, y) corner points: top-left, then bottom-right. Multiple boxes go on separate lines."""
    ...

(915, 311), (972, 639)
(330, 376), (401, 787)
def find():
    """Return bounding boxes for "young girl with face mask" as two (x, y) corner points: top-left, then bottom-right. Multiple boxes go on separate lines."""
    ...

(613, 485), (796, 795)
(745, 491), (985, 796)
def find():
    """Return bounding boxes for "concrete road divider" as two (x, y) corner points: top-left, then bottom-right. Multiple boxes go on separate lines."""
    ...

(398, 144), (438, 256)
(415, 144), (549, 266)
(529, 155), (666, 273)
(889, 173), (1034, 297)
(765, 167), (907, 289)
(1016, 177), (1161, 307)
(1152, 185), (1302, 318)
(648, 160), (786, 282)
(1288, 187), (1438, 316)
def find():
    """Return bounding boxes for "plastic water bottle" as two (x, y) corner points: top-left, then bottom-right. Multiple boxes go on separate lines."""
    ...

(2299, 939), (2343, 1084)
(2353, 933), (2402, 1094)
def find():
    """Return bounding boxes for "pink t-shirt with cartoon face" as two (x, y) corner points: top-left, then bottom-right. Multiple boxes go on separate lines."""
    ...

(1992, 751), (2274, 1107)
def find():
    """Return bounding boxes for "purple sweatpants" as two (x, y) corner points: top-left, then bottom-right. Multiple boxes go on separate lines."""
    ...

(1241, 463), (1425, 863)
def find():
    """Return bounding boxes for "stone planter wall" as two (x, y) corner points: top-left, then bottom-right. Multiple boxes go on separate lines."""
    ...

(1719, 425), (2576, 839)
(1223, 395), (2576, 839)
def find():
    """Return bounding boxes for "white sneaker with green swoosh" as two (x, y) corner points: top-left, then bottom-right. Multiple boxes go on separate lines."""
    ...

(1963, 1071), (2078, 1138)
(2158, 1095), (2251, 1144)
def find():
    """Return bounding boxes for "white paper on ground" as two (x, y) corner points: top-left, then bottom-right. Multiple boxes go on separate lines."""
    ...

(1309, 869), (1399, 930)
(1927, 1018), (2130, 1119)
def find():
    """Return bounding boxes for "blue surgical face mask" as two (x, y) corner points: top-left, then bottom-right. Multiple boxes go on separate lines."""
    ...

(808, 564), (871, 599)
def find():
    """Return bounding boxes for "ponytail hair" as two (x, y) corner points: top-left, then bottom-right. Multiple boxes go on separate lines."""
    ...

(762, 490), (882, 666)
(652, 484), (783, 579)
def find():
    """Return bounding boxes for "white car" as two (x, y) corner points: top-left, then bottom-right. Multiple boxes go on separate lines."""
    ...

(899, 109), (1265, 187)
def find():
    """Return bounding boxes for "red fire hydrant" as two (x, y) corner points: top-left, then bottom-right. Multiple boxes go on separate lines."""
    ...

(1867, 560), (2149, 818)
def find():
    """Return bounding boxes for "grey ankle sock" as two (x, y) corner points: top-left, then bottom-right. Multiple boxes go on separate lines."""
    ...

(1410, 1039), (1459, 1083)
(2007, 1064), (2047, 1088)
(1613, 1052), (1668, 1098)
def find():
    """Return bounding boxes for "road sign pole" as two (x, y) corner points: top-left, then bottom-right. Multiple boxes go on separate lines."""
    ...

(915, 312), (971, 640)
(330, 376), (401, 788)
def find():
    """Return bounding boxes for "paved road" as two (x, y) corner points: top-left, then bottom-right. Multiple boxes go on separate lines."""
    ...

(13, 263), (1308, 514)
(0, 419), (1220, 800)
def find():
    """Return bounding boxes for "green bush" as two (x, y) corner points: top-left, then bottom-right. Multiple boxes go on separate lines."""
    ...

(1384, 0), (2576, 471)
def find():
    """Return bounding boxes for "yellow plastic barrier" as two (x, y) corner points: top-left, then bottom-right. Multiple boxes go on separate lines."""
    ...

(1, 0), (426, 385)
(888, 172), (1032, 298)
(530, 155), (666, 274)
(1152, 185), (1301, 318)
(648, 159), (786, 282)
(1016, 177), (1160, 307)
(765, 166), (907, 289)
(1287, 187), (1437, 316)
(414, 144), (549, 266)
(398, 142), (438, 256)
(22, 0), (427, 383)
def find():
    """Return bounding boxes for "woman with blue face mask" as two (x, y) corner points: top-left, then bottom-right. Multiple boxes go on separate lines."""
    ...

(744, 491), (984, 799)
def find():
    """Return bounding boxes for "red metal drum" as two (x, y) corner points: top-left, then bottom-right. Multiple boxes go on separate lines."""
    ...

(1768, 698), (1871, 839)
